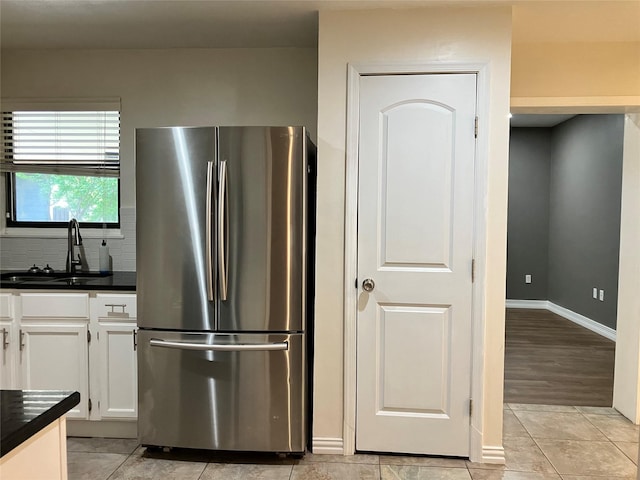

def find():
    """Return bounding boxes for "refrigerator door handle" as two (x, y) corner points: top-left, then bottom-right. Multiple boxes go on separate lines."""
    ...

(149, 338), (288, 352)
(205, 160), (215, 302)
(218, 159), (229, 301)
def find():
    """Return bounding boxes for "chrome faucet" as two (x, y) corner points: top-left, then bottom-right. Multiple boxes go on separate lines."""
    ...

(66, 218), (83, 274)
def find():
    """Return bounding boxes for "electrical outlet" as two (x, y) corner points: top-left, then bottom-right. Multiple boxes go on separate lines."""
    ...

(593, 288), (598, 299)
(525, 274), (532, 284)
(599, 289), (605, 302)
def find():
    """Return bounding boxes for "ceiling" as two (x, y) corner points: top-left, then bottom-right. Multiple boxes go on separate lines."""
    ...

(511, 1), (640, 43)
(1, 0), (639, 50)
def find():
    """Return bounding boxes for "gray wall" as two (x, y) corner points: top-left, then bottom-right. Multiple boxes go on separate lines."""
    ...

(507, 114), (624, 330)
(547, 115), (624, 329)
(0, 47), (318, 272)
(506, 128), (551, 300)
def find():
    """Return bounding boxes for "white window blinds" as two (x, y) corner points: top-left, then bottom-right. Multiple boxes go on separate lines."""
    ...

(1, 98), (121, 177)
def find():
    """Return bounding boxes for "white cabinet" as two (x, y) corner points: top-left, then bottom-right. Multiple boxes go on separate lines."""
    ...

(19, 293), (90, 419)
(0, 293), (18, 389)
(93, 294), (137, 419)
(0, 290), (138, 426)
(97, 323), (137, 419)
(20, 324), (89, 419)
(21, 292), (89, 318)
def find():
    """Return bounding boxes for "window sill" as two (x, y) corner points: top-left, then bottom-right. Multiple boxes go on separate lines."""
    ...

(1, 227), (124, 239)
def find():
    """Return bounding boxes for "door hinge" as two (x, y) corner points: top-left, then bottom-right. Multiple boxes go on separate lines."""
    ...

(88, 398), (92, 412)
(469, 399), (473, 417)
(471, 259), (476, 283)
(474, 116), (478, 138)
(133, 330), (137, 351)
(87, 330), (91, 343)
(355, 278), (358, 289)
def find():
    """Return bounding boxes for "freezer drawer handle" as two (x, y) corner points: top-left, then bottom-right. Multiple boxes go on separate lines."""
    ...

(149, 338), (288, 352)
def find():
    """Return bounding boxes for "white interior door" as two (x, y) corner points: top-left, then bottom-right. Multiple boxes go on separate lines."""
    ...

(356, 73), (477, 456)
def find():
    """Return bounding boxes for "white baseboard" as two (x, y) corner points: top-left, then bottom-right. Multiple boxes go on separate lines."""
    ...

(469, 424), (505, 465)
(506, 299), (616, 342)
(480, 445), (506, 464)
(312, 437), (344, 455)
(505, 299), (549, 309)
(547, 302), (616, 342)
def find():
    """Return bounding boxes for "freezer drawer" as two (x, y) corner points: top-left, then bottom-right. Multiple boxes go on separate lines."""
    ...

(137, 330), (306, 453)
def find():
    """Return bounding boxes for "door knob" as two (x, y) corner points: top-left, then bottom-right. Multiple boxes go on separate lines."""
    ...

(362, 278), (375, 292)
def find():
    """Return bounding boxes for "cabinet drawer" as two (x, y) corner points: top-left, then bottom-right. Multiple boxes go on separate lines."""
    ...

(21, 293), (89, 318)
(0, 294), (12, 318)
(94, 294), (137, 319)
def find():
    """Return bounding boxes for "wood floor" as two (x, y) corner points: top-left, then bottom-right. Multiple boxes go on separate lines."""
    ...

(504, 308), (615, 406)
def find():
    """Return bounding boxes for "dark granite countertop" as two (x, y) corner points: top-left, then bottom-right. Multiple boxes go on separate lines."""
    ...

(0, 271), (136, 291)
(1, 390), (80, 457)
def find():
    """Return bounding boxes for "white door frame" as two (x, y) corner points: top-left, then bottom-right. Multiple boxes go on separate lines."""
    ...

(343, 62), (492, 462)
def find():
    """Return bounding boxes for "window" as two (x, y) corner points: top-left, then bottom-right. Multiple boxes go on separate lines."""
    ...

(1, 100), (121, 228)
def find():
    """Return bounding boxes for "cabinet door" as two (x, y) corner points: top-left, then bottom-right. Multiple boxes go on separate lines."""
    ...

(0, 294), (16, 389)
(20, 323), (89, 419)
(0, 319), (16, 389)
(98, 322), (137, 419)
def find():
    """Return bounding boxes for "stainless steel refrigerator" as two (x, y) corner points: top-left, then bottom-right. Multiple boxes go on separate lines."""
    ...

(135, 126), (316, 454)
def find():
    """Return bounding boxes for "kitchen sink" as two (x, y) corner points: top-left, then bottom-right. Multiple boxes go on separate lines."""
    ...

(3, 275), (55, 283)
(55, 272), (111, 278)
(51, 276), (95, 285)
(0, 271), (112, 284)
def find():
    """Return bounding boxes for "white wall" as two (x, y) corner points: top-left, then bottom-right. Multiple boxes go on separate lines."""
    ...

(316, 7), (512, 461)
(614, 114), (640, 422)
(0, 47), (317, 271)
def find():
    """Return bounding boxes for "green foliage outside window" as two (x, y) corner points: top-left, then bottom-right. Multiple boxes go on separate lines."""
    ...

(15, 172), (118, 223)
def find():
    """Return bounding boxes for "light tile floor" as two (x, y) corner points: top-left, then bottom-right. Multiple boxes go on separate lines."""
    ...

(67, 404), (639, 480)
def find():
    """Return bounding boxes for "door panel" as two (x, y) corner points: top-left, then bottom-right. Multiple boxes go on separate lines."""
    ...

(381, 101), (454, 269)
(0, 319), (16, 389)
(136, 127), (217, 331)
(20, 324), (89, 419)
(356, 73), (476, 456)
(98, 323), (137, 419)
(0, 294), (15, 389)
(217, 127), (307, 332)
(137, 330), (305, 452)
(378, 304), (450, 414)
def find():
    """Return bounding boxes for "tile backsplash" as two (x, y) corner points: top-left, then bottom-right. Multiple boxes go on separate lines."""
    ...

(0, 207), (136, 272)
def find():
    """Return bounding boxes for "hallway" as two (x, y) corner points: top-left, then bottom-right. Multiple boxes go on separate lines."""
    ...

(504, 308), (615, 406)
